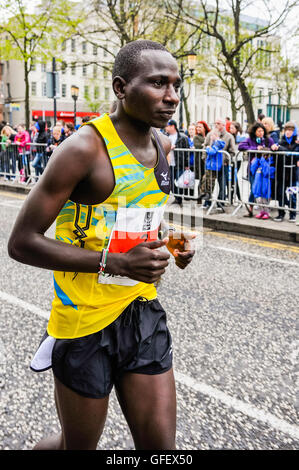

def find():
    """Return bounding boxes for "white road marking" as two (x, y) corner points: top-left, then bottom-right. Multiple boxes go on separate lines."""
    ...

(0, 290), (50, 320)
(206, 245), (299, 267)
(175, 371), (299, 441)
(0, 289), (298, 441)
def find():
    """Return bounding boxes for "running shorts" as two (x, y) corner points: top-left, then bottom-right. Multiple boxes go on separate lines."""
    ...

(30, 297), (173, 398)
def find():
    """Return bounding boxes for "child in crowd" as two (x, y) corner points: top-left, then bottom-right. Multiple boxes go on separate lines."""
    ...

(250, 153), (275, 219)
(199, 129), (225, 205)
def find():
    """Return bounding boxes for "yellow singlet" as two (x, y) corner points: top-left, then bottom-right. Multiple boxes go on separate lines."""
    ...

(47, 114), (170, 339)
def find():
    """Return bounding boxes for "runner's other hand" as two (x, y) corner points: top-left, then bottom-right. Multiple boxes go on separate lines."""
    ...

(166, 232), (196, 270)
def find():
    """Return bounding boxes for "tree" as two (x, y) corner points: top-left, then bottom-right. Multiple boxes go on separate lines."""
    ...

(167, 0), (299, 124)
(0, 0), (81, 128)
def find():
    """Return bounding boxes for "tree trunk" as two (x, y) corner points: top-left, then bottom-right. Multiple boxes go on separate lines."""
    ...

(228, 59), (255, 124)
(24, 61), (30, 130)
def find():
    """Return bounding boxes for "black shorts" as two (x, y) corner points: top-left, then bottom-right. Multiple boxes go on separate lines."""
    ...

(30, 297), (173, 399)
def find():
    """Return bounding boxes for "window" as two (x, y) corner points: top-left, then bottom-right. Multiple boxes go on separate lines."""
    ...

(31, 82), (37, 96)
(31, 58), (36, 71)
(61, 61), (67, 75)
(93, 44), (98, 55)
(82, 41), (87, 54)
(71, 39), (76, 52)
(84, 85), (89, 98)
(93, 64), (97, 79)
(42, 82), (47, 97)
(258, 89), (263, 104)
(71, 63), (76, 75)
(41, 62), (46, 72)
(103, 68), (108, 79)
(62, 40), (66, 51)
(104, 87), (109, 100)
(94, 86), (99, 100)
(82, 64), (87, 77)
(62, 84), (67, 98)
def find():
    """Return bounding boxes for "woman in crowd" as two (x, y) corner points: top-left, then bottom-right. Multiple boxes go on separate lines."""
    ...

(194, 120), (211, 201)
(14, 123), (31, 183)
(262, 117), (280, 144)
(238, 121), (275, 217)
(0, 125), (17, 180)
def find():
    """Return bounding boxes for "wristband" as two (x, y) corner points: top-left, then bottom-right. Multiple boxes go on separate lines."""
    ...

(98, 248), (108, 276)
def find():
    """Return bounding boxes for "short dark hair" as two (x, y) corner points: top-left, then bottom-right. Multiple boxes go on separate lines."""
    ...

(249, 121), (271, 144)
(112, 40), (169, 82)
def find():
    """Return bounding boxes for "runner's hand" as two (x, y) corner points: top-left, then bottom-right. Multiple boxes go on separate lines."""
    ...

(121, 238), (170, 283)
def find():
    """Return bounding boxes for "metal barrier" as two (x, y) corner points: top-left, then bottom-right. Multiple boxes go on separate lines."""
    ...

(171, 148), (233, 215)
(232, 150), (299, 219)
(0, 142), (48, 184)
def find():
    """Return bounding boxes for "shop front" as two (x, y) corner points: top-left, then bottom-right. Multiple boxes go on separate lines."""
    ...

(32, 110), (100, 125)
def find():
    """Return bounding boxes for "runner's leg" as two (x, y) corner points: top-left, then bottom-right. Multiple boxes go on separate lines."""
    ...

(34, 377), (109, 450)
(115, 368), (176, 450)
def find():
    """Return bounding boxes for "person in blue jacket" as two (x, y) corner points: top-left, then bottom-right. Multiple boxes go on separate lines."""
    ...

(198, 129), (225, 206)
(251, 154), (275, 219)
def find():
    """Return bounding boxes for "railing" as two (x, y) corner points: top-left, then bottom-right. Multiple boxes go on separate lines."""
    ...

(170, 147), (299, 219)
(0, 142), (48, 185)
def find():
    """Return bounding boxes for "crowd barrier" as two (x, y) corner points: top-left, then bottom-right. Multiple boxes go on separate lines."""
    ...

(0, 142), (48, 184)
(170, 147), (299, 218)
(1, 143), (298, 220)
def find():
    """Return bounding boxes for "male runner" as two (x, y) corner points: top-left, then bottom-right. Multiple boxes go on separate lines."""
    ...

(8, 40), (195, 450)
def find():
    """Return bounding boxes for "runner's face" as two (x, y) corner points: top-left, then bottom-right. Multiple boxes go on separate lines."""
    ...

(122, 50), (181, 128)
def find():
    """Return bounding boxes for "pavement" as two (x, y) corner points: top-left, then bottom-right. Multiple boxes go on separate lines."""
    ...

(2, 180), (297, 244)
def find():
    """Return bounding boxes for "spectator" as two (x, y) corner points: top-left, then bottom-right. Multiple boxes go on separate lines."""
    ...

(251, 153), (275, 220)
(199, 128), (225, 207)
(229, 121), (245, 201)
(165, 119), (190, 206)
(64, 122), (75, 138)
(262, 117), (280, 144)
(187, 123), (196, 168)
(194, 120), (210, 201)
(14, 124), (31, 182)
(238, 121), (275, 217)
(205, 118), (236, 202)
(81, 116), (91, 123)
(225, 117), (231, 132)
(0, 125), (17, 180)
(271, 121), (299, 222)
(32, 120), (48, 179)
(46, 126), (63, 158)
(257, 113), (265, 122)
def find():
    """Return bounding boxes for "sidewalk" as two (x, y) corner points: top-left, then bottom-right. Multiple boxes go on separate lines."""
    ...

(1, 181), (298, 243)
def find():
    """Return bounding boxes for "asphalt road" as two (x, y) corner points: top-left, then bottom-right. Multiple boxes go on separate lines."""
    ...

(0, 190), (298, 450)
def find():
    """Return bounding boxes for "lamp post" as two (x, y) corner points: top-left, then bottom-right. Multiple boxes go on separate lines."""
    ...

(71, 85), (79, 126)
(179, 50), (197, 132)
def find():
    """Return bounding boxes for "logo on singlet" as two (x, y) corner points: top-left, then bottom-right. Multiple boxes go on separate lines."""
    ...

(160, 172), (170, 187)
(142, 211), (154, 231)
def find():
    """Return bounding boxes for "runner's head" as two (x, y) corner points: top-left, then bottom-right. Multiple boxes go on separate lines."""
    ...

(112, 40), (180, 128)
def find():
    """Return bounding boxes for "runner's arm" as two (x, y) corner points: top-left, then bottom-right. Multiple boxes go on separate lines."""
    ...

(8, 127), (170, 283)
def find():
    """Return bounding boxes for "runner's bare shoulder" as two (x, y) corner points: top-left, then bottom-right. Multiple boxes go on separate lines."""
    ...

(157, 131), (172, 156)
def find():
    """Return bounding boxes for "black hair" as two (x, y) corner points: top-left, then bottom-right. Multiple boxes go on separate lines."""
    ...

(249, 121), (270, 145)
(112, 40), (169, 82)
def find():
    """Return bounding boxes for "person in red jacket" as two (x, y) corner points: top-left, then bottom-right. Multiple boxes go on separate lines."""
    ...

(14, 124), (31, 182)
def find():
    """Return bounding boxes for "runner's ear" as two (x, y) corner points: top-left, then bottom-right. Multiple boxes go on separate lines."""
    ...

(112, 76), (127, 100)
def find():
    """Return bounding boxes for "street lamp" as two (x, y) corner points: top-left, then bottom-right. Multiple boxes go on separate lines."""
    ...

(71, 85), (79, 126)
(179, 50), (197, 131)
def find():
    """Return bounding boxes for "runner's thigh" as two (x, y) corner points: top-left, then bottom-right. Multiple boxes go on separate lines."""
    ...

(115, 368), (176, 450)
(54, 377), (109, 450)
